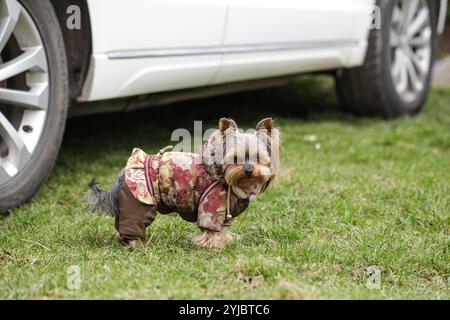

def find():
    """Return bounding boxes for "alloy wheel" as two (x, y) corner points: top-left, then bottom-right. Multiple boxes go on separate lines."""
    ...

(389, 0), (432, 103)
(0, 0), (49, 185)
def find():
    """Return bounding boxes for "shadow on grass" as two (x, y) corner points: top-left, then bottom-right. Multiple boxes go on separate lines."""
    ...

(62, 76), (361, 158)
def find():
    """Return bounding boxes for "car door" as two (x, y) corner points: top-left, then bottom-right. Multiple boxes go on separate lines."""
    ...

(82, 0), (227, 101)
(212, 0), (375, 85)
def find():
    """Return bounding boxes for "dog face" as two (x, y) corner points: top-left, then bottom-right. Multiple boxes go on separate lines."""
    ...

(218, 118), (280, 196)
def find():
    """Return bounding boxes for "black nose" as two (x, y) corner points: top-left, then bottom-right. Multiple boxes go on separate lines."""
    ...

(244, 163), (253, 177)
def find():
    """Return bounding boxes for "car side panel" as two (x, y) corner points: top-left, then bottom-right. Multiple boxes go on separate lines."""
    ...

(80, 0), (226, 101)
(211, 0), (375, 84)
(80, 0), (374, 101)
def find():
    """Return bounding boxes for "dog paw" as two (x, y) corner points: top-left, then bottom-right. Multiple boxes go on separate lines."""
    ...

(113, 230), (121, 240)
(123, 239), (145, 250)
(191, 229), (234, 249)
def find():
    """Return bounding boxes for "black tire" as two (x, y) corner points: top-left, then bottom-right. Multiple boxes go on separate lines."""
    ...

(335, 0), (437, 118)
(0, 0), (68, 213)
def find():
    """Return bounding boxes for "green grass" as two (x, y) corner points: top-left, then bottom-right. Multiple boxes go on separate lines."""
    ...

(0, 77), (449, 299)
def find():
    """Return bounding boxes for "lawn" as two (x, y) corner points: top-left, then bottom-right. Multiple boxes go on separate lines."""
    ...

(0, 77), (449, 299)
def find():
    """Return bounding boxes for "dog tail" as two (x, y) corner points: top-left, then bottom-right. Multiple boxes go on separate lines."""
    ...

(84, 169), (124, 217)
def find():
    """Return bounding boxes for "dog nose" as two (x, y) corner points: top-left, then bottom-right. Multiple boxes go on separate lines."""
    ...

(244, 163), (253, 177)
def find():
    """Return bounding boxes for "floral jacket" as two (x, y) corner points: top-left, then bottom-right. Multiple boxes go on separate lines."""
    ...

(124, 148), (249, 231)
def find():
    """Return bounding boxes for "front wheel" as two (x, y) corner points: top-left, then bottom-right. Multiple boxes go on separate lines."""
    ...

(0, 0), (68, 213)
(336, 0), (436, 118)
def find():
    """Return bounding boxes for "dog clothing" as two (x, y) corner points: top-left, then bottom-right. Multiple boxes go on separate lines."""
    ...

(117, 148), (249, 240)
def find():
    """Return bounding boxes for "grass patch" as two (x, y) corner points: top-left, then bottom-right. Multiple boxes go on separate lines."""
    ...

(0, 76), (449, 299)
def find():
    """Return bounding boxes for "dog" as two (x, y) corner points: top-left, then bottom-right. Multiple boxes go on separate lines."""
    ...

(84, 118), (280, 249)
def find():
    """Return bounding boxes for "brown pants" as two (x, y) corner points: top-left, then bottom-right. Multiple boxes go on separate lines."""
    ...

(115, 182), (157, 241)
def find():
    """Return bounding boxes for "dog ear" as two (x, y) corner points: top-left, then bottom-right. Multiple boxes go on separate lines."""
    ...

(256, 118), (273, 133)
(219, 118), (237, 132)
(257, 118), (281, 188)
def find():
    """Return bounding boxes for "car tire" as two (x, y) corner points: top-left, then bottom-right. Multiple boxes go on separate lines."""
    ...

(335, 0), (437, 118)
(0, 0), (68, 213)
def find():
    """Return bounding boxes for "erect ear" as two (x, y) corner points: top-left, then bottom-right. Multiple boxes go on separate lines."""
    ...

(219, 118), (237, 132)
(256, 118), (273, 133)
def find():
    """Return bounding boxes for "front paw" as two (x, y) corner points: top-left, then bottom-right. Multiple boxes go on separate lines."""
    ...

(117, 236), (146, 250)
(125, 239), (146, 250)
(191, 229), (234, 249)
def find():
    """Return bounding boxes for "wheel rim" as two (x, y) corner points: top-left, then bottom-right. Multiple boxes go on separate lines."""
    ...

(0, 0), (49, 186)
(390, 0), (432, 104)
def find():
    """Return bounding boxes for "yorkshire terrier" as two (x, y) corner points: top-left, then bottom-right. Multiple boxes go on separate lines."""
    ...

(84, 118), (280, 249)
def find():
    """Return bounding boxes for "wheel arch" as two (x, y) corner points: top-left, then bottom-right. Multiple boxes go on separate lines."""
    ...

(436, 0), (448, 34)
(49, 0), (92, 101)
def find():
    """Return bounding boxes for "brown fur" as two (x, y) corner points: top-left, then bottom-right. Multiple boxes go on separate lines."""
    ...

(221, 117), (280, 195)
(191, 229), (234, 249)
(192, 117), (280, 248)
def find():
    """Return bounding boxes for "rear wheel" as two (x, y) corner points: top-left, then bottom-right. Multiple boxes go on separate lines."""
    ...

(336, 0), (436, 118)
(0, 0), (68, 213)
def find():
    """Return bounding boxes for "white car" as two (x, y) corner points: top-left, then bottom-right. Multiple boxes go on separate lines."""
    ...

(0, 0), (447, 212)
